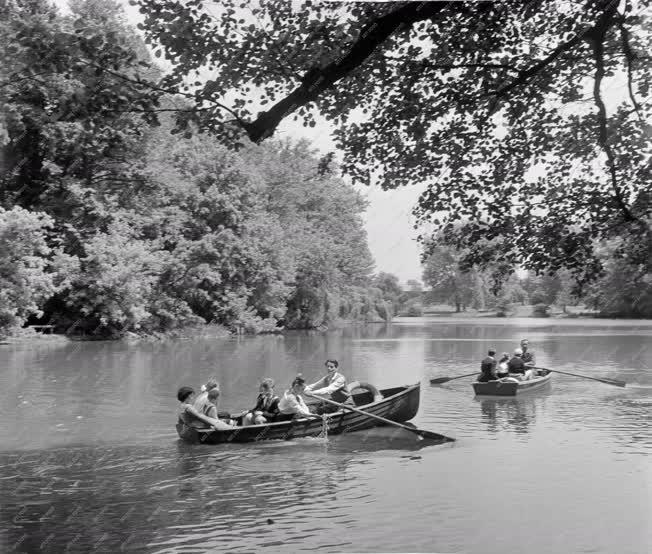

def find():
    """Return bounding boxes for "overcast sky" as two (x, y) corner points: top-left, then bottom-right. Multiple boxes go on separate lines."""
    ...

(52, 0), (426, 284)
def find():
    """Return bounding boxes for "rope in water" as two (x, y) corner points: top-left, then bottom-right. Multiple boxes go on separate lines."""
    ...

(320, 413), (329, 440)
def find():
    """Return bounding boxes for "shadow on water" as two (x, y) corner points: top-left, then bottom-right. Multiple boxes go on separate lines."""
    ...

(0, 425), (446, 553)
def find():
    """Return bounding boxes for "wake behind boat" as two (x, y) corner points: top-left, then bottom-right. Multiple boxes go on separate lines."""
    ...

(472, 369), (552, 397)
(177, 383), (452, 444)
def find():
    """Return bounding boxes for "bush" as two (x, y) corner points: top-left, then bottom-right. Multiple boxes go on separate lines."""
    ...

(405, 301), (424, 317)
(0, 207), (76, 337)
(532, 303), (550, 317)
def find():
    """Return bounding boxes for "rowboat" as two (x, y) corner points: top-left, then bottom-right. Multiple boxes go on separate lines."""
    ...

(472, 369), (552, 396)
(176, 383), (450, 444)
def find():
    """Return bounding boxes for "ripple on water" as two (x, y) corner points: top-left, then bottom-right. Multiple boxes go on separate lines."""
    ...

(0, 321), (650, 554)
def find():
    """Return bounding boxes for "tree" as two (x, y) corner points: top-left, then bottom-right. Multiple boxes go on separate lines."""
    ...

(406, 279), (423, 292)
(0, 0), (163, 217)
(372, 272), (403, 314)
(0, 1), (383, 336)
(134, 0), (651, 289)
(422, 246), (474, 312)
(0, 207), (76, 336)
(584, 238), (652, 317)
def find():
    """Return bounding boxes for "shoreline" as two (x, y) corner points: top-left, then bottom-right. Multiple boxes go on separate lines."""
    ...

(3, 312), (650, 346)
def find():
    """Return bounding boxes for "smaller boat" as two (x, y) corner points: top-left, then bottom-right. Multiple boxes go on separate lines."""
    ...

(472, 369), (552, 396)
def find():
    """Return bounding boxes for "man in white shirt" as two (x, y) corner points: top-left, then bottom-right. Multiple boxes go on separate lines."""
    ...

(305, 359), (348, 413)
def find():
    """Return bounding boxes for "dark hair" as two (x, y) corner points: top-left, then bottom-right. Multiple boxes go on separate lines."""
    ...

(177, 386), (195, 403)
(292, 375), (306, 387)
(325, 359), (339, 368)
(488, 349), (496, 356)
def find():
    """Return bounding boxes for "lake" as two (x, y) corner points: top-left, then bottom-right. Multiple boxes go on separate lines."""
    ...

(0, 317), (650, 553)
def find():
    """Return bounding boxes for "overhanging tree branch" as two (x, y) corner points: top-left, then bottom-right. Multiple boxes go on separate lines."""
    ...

(242, 1), (493, 143)
(617, 15), (643, 121)
(586, 1), (637, 223)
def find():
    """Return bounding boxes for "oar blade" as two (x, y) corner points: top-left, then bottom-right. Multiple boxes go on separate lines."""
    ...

(416, 429), (456, 442)
(429, 377), (452, 385)
(602, 379), (626, 387)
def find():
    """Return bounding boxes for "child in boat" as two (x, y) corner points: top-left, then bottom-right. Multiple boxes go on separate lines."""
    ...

(276, 375), (313, 421)
(496, 352), (510, 378)
(241, 378), (280, 426)
(203, 388), (220, 418)
(507, 349), (526, 380)
(193, 377), (218, 412)
(176, 386), (235, 430)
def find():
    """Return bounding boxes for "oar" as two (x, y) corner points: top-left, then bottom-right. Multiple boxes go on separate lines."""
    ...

(534, 366), (626, 388)
(429, 372), (478, 385)
(305, 392), (455, 442)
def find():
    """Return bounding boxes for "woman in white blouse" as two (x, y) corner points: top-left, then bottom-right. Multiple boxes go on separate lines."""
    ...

(276, 375), (313, 421)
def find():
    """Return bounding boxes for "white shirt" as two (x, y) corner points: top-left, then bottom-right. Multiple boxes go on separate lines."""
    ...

(305, 371), (346, 395)
(278, 390), (312, 417)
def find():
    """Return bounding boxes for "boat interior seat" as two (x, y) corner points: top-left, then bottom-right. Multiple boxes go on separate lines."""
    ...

(347, 381), (383, 406)
(351, 390), (375, 406)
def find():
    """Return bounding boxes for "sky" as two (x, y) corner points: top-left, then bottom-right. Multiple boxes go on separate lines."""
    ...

(52, 0), (427, 285)
(276, 117), (426, 284)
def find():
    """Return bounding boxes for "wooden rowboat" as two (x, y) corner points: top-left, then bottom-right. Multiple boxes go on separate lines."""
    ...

(472, 369), (552, 397)
(176, 383), (450, 444)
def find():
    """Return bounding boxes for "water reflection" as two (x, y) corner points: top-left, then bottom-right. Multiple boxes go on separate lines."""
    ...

(475, 391), (549, 436)
(0, 317), (650, 554)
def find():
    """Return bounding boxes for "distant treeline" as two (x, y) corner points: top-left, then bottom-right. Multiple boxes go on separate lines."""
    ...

(404, 245), (652, 318)
(0, 1), (398, 338)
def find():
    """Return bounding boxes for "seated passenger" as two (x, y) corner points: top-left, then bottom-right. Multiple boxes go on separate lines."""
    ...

(193, 376), (218, 413)
(478, 349), (497, 382)
(176, 386), (235, 430)
(177, 386), (196, 422)
(496, 352), (510, 378)
(203, 388), (221, 419)
(276, 375), (314, 421)
(507, 349), (526, 379)
(242, 378), (280, 426)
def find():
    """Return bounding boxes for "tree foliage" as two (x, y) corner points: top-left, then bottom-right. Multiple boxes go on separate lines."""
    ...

(0, 207), (76, 336)
(134, 0), (651, 288)
(0, 0), (385, 336)
(422, 245), (475, 312)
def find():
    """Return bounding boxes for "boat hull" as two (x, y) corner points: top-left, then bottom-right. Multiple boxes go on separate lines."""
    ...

(472, 370), (552, 396)
(177, 383), (422, 444)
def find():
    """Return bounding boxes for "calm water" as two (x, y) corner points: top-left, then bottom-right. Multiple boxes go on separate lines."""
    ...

(0, 317), (650, 553)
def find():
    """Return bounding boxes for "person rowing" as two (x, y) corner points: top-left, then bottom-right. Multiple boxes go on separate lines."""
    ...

(520, 338), (537, 380)
(478, 349), (497, 382)
(305, 359), (349, 414)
